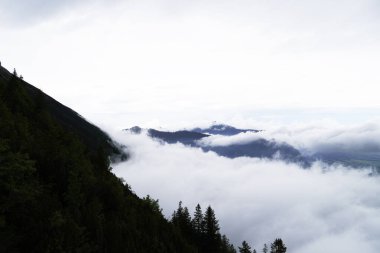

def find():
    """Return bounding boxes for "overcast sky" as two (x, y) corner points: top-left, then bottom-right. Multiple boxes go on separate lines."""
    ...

(1, 0), (380, 128)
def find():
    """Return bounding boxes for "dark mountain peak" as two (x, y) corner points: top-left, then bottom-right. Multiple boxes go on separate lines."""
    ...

(147, 129), (209, 146)
(127, 124), (309, 165)
(192, 123), (260, 136)
(124, 126), (209, 145)
(128, 126), (143, 134)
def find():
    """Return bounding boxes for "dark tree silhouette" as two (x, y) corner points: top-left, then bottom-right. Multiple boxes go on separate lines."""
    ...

(192, 203), (204, 234)
(203, 206), (221, 253)
(238, 241), (252, 253)
(172, 201), (193, 240)
(270, 238), (287, 253)
(221, 234), (237, 253)
(262, 243), (268, 253)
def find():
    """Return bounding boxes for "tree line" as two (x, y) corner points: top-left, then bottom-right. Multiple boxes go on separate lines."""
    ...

(238, 239), (286, 253)
(169, 201), (287, 253)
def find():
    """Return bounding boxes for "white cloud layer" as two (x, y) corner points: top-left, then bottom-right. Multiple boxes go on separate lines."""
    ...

(257, 121), (380, 155)
(194, 120), (380, 159)
(111, 128), (380, 253)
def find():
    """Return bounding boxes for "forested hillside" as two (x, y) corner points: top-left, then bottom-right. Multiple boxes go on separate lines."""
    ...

(0, 65), (285, 252)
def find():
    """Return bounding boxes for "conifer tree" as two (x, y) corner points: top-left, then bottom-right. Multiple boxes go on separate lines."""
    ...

(204, 206), (220, 237)
(182, 206), (193, 237)
(192, 204), (204, 234)
(203, 206), (221, 253)
(172, 201), (193, 239)
(270, 238), (286, 253)
(221, 234), (237, 253)
(183, 207), (191, 225)
(238, 241), (252, 253)
(262, 244), (268, 253)
(204, 206), (220, 239)
(171, 201), (184, 223)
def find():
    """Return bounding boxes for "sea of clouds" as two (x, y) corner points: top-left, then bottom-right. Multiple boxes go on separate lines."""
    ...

(196, 121), (380, 156)
(110, 121), (380, 253)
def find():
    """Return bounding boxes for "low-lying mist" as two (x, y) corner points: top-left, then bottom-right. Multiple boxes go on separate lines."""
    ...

(110, 123), (380, 253)
(197, 120), (380, 155)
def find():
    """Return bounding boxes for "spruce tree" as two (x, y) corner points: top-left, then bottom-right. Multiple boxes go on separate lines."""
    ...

(238, 241), (252, 253)
(270, 238), (286, 253)
(183, 207), (191, 225)
(172, 201), (193, 240)
(262, 244), (268, 253)
(204, 206), (220, 237)
(221, 234), (237, 253)
(203, 206), (221, 253)
(171, 201), (184, 224)
(192, 204), (204, 234)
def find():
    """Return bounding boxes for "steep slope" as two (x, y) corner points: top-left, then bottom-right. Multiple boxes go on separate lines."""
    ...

(0, 65), (123, 158)
(0, 65), (199, 252)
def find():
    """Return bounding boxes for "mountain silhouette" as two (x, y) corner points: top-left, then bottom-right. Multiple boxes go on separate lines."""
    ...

(127, 125), (310, 165)
(192, 124), (260, 136)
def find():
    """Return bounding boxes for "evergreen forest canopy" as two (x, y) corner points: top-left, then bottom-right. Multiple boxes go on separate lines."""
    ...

(0, 64), (286, 252)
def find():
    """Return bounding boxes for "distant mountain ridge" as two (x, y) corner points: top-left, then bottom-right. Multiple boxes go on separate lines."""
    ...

(148, 129), (209, 146)
(125, 124), (310, 165)
(126, 124), (380, 170)
(192, 124), (260, 136)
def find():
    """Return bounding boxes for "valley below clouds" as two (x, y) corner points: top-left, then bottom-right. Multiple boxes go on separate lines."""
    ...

(111, 121), (380, 253)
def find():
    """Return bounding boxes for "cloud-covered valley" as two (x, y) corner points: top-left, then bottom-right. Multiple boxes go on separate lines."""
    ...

(196, 121), (380, 155)
(111, 122), (380, 253)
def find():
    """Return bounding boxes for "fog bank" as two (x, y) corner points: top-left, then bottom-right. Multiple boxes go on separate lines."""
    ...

(112, 130), (380, 253)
